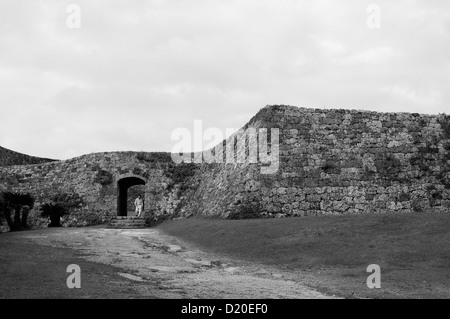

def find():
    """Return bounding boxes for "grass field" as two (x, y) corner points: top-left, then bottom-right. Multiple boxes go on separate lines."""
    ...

(0, 230), (153, 298)
(157, 211), (450, 299)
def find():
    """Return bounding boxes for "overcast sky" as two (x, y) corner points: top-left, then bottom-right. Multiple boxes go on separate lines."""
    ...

(0, 0), (449, 160)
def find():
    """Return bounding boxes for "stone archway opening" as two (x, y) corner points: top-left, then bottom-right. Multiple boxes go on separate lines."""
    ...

(117, 176), (145, 217)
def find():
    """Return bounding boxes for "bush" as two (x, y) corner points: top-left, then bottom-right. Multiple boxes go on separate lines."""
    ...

(40, 203), (68, 227)
(0, 192), (35, 231)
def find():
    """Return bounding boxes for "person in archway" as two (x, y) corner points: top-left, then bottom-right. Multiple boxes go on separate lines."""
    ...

(134, 195), (143, 217)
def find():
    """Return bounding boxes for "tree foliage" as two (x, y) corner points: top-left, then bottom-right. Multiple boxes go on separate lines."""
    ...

(0, 191), (35, 231)
(40, 203), (68, 227)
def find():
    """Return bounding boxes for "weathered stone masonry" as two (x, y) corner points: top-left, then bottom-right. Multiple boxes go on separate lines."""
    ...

(186, 105), (450, 218)
(1, 105), (449, 229)
(0, 152), (196, 228)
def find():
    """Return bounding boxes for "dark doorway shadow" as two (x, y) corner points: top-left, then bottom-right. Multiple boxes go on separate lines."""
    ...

(117, 177), (145, 216)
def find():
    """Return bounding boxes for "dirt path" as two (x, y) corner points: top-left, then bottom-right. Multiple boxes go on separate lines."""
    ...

(7, 226), (335, 299)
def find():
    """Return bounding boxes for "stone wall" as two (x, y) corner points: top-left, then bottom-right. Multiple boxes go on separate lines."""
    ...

(185, 105), (450, 218)
(0, 151), (197, 230)
(0, 145), (55, 166)
(182, 162), (260, 219)
(1, 105), (449, 231)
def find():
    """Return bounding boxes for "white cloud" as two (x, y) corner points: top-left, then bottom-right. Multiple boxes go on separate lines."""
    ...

(313, 38), (347, 57)
(347, 47), (399, 65)
(0, 0), (449, 159)
(383, 85), (443, 108)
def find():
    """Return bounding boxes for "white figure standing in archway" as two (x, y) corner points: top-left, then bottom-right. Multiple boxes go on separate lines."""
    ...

(134, 195), (143, 217)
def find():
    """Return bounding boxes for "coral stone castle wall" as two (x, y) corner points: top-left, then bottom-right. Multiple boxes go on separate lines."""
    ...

(186, 105), (450, 218)
(0, 152), (197, 228)
(1, 105), (449, 230)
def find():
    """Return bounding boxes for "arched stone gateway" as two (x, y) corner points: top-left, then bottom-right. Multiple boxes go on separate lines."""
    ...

(1, 105), (450, 229)
(117, 176), (146, 217)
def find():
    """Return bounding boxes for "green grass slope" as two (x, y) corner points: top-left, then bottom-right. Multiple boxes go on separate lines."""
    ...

(158, 211), (450, 299)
